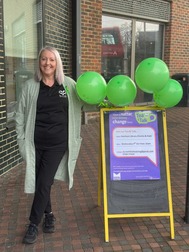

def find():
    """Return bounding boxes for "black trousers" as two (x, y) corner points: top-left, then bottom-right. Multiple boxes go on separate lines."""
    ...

(29, 147), (66, 225)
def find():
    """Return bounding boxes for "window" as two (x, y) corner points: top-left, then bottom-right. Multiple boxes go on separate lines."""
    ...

(4, 0), (43, 124)
(102, 15), (164, 103)
(102, 16), (132, 82)
(135, 22), (164, 68)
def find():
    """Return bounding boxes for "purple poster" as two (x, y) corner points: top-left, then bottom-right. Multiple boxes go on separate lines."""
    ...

(109, 110), (160, 181)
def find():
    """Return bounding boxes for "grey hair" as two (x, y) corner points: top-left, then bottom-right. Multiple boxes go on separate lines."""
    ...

(35, 46), (64, 84)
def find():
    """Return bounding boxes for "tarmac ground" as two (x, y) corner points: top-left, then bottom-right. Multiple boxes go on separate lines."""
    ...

(0, 107), (189, 252)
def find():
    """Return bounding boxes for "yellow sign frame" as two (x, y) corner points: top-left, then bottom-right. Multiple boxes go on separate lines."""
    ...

(98, 106), (174, 242)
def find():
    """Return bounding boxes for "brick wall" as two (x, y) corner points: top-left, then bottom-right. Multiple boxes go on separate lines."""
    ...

(44, 0), (73, 76)
(80, 0), (102, 123)
(164, 0), (189, 76)
(81, 0), (102, 73)
(0, 0), (21, 175)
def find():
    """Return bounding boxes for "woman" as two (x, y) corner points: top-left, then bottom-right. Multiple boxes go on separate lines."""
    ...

(15, 46), (85, 244)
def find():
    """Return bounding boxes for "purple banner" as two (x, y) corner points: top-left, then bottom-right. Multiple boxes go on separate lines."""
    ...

(109, 110), (160, 181)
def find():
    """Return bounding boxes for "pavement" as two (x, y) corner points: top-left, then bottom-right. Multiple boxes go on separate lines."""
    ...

(0, 106), (189, 252)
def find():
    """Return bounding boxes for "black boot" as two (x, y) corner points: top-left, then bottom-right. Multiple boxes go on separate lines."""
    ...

(43, 212), (56, 233)
(22, 223), (38, 244)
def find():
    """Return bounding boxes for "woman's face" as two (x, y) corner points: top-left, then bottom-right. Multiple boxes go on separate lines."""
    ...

(39, 50), (57, 78)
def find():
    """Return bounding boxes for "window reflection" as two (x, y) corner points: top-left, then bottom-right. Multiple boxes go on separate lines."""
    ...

(4, 0), (42, 123)
(135, 22), (164, 102)
(102, 15), (164, 103)
(135, 22), (163, 68)
(102, 16), (132, 82)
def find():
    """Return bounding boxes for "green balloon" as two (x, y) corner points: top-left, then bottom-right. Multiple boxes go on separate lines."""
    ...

(135, 58), (170, 93)
(76, 71), (107, 104)
(153, 79), (183, 108)
(107, 75), (137, 106)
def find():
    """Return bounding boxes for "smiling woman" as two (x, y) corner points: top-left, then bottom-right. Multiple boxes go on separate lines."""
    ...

(39, 51), (57, 86)
(15, 46), (86, 245)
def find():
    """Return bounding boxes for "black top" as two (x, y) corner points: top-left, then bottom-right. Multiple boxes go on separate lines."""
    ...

(34, 80), (68, 150)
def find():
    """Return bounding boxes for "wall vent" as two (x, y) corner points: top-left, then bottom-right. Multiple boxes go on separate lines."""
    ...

(103, 0), (170, 22)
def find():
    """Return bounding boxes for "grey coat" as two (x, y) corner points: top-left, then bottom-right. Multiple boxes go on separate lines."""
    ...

(15, 76), (84, 193)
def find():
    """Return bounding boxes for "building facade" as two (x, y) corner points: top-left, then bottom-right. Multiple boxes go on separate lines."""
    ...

(0, 0), (189, 176)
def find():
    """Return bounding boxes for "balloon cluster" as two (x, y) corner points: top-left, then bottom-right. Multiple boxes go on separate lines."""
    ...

(76, 58), (183, 108)
(135, 58), (183, 108)
(76, 71), (136, 106)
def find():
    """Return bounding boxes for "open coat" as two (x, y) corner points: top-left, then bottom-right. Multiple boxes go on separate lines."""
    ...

(15, 76), (84, 193)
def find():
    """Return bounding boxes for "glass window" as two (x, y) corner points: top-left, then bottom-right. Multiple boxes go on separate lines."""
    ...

(4, 0), (43, 124)
(134, 21), (164, 102)
(135, 21), (164, 68)
(102, 15), (164, 103)
(102, 16), (132, 82)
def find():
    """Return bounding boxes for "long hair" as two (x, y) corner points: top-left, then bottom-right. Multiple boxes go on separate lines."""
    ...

(34, 46), (64, 84)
